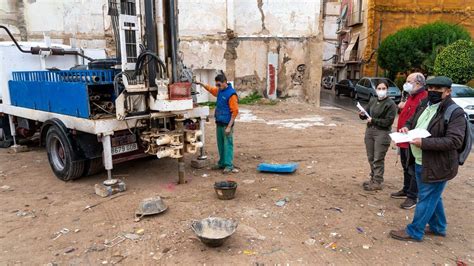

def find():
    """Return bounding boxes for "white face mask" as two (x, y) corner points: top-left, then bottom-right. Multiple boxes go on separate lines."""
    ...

(403, 83), (414, 93)
(376, 89), (387, 98)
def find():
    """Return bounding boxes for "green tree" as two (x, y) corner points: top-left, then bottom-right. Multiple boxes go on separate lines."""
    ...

(377, 27), (423, 79)
(417, 21), (471, 73)
(434, 40), (474, 84)
(377, 21), (471, 78)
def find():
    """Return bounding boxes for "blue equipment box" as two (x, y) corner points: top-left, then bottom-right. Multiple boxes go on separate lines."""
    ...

(8, 70), (115, 118)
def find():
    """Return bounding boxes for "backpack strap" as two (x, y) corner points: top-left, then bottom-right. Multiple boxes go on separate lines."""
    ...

(443, 103), (462, 125)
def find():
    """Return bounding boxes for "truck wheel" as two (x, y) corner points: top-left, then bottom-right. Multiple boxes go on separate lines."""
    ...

(0, 139), (13, 148)
(83, 157), (104, 177)
(46, 126), (84, 181)
(0, 116), (13, 148)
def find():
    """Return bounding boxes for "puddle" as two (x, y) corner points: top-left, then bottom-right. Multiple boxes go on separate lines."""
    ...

(237, 109), (336, 130)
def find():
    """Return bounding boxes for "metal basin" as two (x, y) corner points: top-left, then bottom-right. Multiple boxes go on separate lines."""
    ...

(191, 217), (238, 247)
(135, 196), (168, 221)
(214, 181), (237, 200)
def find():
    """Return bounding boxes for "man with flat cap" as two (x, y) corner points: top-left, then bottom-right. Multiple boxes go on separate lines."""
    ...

(390, 76), (468, 242)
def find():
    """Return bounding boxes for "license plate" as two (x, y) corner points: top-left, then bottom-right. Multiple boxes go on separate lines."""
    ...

(112, 143), (138, 155)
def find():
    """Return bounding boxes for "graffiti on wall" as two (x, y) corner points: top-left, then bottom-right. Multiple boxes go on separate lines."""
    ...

(291, 64), (306, 85)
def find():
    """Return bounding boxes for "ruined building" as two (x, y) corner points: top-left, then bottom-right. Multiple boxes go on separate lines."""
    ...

(331, 0), (473, 81)
(0, 0), (325, 105)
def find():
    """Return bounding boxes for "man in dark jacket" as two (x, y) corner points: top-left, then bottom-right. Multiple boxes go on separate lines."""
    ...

(391, 72), (428, 209)
(390, 76), (467, 242)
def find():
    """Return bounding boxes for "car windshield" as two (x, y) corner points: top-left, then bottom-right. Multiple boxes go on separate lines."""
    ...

(451, 85), (474, 98)
(371, 78), (397, 88)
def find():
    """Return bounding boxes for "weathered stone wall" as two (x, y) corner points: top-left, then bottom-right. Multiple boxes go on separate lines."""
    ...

(0, 0), (325, 103)
(178, 0), (324, 103)
(0, 0), (111, 51)
(362, 0), (474, 77)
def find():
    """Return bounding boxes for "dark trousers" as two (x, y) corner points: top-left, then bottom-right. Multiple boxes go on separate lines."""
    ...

(400, 147), (418, 200)
(364, 127), (391, 184)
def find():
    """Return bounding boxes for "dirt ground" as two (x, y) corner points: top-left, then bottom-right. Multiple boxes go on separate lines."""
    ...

(1, 100), (473, 265)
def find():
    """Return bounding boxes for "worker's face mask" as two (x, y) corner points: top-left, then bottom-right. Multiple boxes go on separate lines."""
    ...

(376, 86), (387, 98)
(403, 82), (414, 93)
(427, 86), (450, 104)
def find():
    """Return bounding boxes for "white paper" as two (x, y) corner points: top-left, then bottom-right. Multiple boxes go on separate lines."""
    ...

(389, 128), (431, 143)
(356, 102), (371, 119)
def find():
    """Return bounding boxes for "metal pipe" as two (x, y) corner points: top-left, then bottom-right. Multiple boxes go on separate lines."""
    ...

(168, 0), (179, 83)
(8, 115), (17, 146)
(101, 134), (113, 180)
(0, 26), (29, 53)
(155, 0), (166, 63)
(176, 115), (185, 184)
(145, 0), (157, 86)
(198, 118), (207, 159)
(1, 25), (95, 61)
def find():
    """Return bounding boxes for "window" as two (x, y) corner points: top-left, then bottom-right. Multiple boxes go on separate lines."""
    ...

(349, 0), (363, 26)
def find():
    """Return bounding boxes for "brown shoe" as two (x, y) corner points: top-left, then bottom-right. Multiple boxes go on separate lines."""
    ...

(390, 229), (421, 242)
(362, 180), (371, 187)
(424, 227), (446, 237)
(363, 181), (383, 191)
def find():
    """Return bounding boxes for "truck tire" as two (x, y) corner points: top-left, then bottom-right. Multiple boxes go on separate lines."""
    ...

(45, 126), (84, 181)
(82, 157), (104, 177)
(0, 115), (13, 148)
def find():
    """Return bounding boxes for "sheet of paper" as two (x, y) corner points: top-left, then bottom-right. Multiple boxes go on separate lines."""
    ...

(356, 102), (371, 119)
(389, 128), (431, 143)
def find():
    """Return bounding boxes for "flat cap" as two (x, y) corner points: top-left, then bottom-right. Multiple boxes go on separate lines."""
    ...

(426, 76), (453, 88)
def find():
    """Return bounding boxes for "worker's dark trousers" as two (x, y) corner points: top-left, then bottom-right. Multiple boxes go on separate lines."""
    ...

(364, 127), (391, 184)
(400, 147), (418, 200)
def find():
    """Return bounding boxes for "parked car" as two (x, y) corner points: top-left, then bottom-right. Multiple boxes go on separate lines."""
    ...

(355, 77), (402, 103)
(322, 75), (335, 90)
(451, 84), (474, 123)
(335, 79), (359, 98)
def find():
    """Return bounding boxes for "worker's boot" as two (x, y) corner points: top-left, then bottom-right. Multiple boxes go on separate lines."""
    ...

(211, 165), (224, 171)
(363, 181), (383, 191)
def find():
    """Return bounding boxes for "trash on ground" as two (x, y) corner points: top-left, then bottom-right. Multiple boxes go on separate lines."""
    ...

(74, 229), (80, 233)
(270, 187), (278, 191)
(243, 179), (255, 184)
(275, 197), (290, 207)
(257, 163), (298, 173)
(15, 210), (36, 218)
(1, 185), (11, 190)
(52, 228), (70, 240)
(324, 242), (337, 250)
(304, 238), (316, 246)
(243, 250), (257, 255)
(214, 181), (238, 200)
(104, 235), (126, 248)
(363, 244), (371, 250)
(376, 210), (385, 217)
(356, 227), (364, 233)
(135, 196), (168, 222)
(124, 233), (140, 240)
(135, 228), (145, 235)
(330, 232), (342, 239)
(326, 207), (343, 213)
(63, 246), (76, 254)
(191, 217), (238, 247)
(202, 174), (209, 178)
